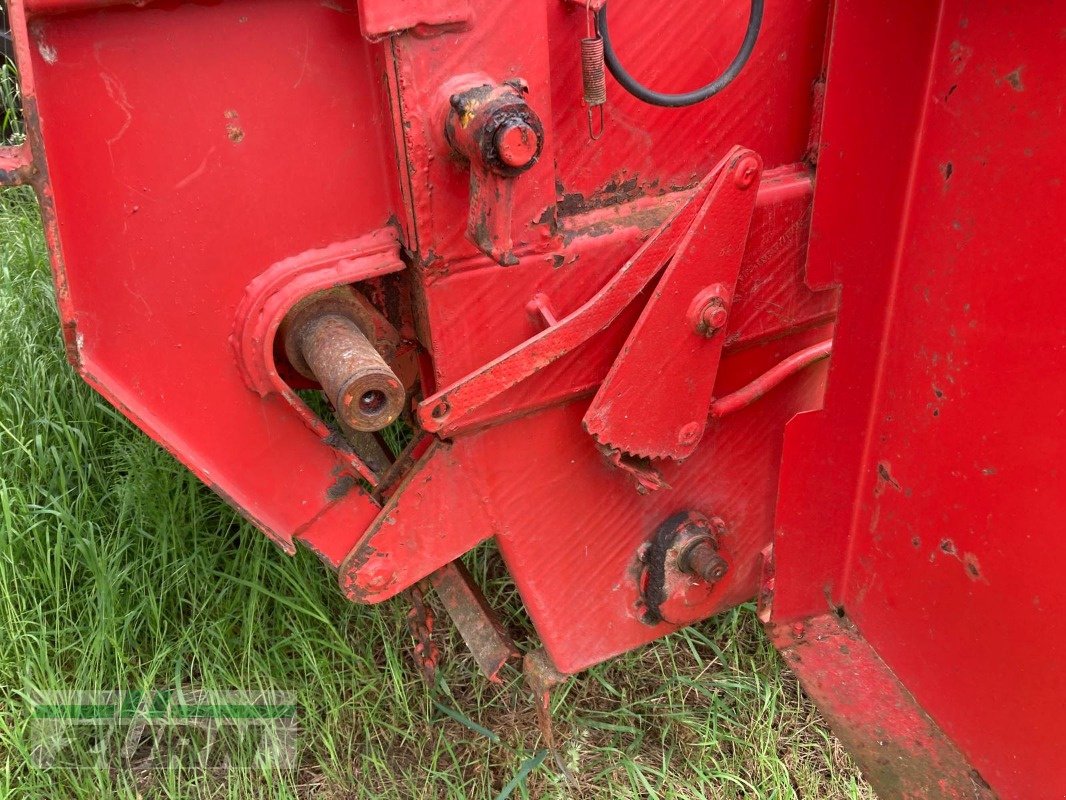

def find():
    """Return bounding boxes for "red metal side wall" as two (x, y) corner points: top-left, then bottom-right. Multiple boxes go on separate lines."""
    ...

(773, 2), (1066, 797)
(24, 0), (400, 548)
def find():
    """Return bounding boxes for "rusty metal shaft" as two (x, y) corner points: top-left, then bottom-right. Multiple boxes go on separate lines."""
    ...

(296, 313), (405, 432)
(679, 538), (729, 583)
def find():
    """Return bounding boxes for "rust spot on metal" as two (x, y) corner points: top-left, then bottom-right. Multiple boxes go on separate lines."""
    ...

(933, 537), (990, 584)
(534, 202), (557, 229)
(523, 648), (566, 751)
(768, 613), (998, 800)
(326, 473), (357, 501)
(338, 540), (398, 601)
(998, 67), (1025, 92)
(404, 581), (439, 683)
(963, 552), (984, 581)
(558, 202), (670, 246)
(60, 319), (81, 369)
(224, 110), (244, 142)
(874, 461), (903, 496)
(555, 173), (646, 217)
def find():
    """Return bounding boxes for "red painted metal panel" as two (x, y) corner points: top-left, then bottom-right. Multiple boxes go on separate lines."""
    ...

(544, 0), (830, 206)
(21, 0), (401, 556)
(11, 0), (840, 683)
(772, 2), (1066, 797)
(486, 332), (831, 674)
(767, 614), (995, 800)
(843, 5), (1066, 796)
(18, 0), (1061, 791)
(772, 1), (943, 621)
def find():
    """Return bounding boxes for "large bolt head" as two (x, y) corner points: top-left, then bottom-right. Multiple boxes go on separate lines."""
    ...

(495, 120), (540, 169)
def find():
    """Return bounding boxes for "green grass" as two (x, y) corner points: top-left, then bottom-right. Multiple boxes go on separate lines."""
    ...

(0, 188), (871, 799)
(0, 57), (22, 145)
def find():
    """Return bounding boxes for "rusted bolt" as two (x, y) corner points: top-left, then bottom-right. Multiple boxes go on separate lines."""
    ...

(734, 155), (760, 189)
(678, 537), (729, 583)
(296, 313), (405, 432)
(637, 511), (730, 626)
(495, 120), (539, 169)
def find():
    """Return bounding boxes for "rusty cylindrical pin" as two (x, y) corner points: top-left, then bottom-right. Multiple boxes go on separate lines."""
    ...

(296, 313), (405, 432)
(678, 538), (729, 583)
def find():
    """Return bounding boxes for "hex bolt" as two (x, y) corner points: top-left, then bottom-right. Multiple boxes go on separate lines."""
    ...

(495, 120), (540, 169)
(694, 296), (729, 337)
(296, 313), (405, 432)
(700, 302), (728, 334)
(678, 538), (729, 583)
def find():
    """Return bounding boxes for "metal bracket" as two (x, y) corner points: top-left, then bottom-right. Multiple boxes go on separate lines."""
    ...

(445, 81), (545, 265)
(337, 437), (496, 603)
(358, 0), (474, 41)
(584, 148), (762, 460)
(417, 148), (745, 437)
(430, 561), (520, 683)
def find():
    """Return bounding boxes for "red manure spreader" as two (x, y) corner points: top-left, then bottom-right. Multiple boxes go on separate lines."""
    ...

(1, 0), (1062, 796)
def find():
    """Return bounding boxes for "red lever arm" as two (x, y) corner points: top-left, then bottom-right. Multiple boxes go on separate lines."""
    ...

(417, 146), (749, 438)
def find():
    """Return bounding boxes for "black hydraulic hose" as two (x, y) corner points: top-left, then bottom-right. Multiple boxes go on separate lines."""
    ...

(595, 0), (764, 108)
